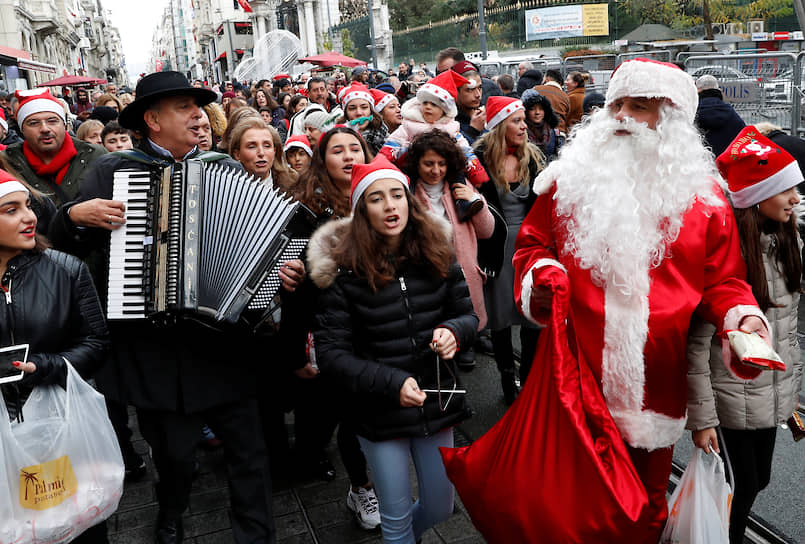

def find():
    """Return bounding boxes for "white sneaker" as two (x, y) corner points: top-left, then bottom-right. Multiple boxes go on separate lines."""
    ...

(346, 486), (381, 530)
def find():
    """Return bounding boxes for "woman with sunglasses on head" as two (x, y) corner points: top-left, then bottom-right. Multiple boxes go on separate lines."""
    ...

(310, 155), (477, 543)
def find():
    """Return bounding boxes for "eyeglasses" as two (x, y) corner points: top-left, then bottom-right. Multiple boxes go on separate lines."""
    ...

(23, 117), (63, 129)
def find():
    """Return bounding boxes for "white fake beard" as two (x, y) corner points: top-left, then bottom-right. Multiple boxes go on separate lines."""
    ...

(546, 105), (724, 297)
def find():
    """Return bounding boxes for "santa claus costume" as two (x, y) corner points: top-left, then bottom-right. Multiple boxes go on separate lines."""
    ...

(513, 59), (768, 540)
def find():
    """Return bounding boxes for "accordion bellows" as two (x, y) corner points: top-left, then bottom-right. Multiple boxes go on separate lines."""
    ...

(107, 160), (308, 323)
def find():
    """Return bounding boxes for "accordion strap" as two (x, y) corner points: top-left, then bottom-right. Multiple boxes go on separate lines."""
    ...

(110, 149), (230, 167)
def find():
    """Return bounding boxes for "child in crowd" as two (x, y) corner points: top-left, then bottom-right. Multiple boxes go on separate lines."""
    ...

(100, 121), (133, 152)
(380, 70), (488, 221)
(284, 135), (313, 174)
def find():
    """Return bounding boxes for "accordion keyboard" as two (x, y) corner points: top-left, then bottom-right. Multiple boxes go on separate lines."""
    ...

(107, 169), (152, 319)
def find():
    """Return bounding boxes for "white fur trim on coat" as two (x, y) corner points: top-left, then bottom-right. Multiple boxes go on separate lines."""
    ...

(601, 277), (652, 449)
(520, 258), (566, 327)
(609, 408), (687, 451)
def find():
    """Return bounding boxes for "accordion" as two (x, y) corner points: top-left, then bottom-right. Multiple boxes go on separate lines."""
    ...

(107, 160), (312, 324)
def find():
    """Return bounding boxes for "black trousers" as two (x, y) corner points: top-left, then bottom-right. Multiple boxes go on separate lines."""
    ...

(721, 427), (777, 544)
(137, 399), (275, 543)
(293, 375), (369, 487)
(491, 325), (540, 384)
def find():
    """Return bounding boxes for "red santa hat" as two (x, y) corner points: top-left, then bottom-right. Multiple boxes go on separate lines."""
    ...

(605, 58), (698, 124)
(485, 96), (524, 131)
(369, 88), (397, 113)
(283, 134), (313, 157)
(451, 61), (481, 89)
(350, 154), (409, 212)
(14, 88), (66, 126)
(0, 108), (7, 132)
(416, 70), (469, 119)
(340, 83), (373, 108)
(716, 126), (803, 209)
(0, 169), (30, 199)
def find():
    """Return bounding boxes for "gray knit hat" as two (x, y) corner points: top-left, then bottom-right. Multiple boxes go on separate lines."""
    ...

(304, 110), (330, 130)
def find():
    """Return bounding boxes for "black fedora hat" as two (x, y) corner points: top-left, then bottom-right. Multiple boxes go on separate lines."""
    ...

(119, 71), (217, 130)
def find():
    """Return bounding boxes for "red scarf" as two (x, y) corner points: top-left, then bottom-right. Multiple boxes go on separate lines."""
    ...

(23, 136), (77, 186)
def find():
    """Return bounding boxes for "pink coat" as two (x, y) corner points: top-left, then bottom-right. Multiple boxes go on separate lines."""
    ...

(415, 181), (495, 329)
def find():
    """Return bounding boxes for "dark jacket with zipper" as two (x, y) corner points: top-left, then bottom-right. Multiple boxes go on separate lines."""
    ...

(309, 218), (478, 441)
(474, 141), (540, 277)
(1, 136), (107, 207)
(0, 249), (109, 419)
(46, 141), (264, 413)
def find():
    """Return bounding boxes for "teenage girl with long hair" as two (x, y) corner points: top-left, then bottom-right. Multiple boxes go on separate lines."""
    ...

(285, 126), (383, 530)
(310, 155), (477, 543)
(687, 128), (803, 544)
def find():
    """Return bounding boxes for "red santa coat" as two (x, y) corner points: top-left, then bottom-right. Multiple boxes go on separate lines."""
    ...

(513, 182), (765, 451)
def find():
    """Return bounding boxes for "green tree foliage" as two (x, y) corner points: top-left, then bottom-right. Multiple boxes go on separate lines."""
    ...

(388, 0), (478, 29)
(618, 0), (793, 28)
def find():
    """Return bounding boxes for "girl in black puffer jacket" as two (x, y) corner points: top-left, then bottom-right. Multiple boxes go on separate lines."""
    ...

(311, 156), (477, 543)
(0, 170), (109, 543)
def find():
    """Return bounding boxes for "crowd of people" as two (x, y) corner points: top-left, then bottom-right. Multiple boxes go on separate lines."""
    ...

(0, 47), (802, 544)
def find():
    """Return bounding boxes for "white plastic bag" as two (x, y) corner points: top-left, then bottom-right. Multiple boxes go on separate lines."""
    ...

(660, 448), (732, 544)
(0, 362), (124, 543)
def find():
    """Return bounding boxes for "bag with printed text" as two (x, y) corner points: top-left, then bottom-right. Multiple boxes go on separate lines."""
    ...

(660, 448), (732, 544)
(0, 362), (124, 543)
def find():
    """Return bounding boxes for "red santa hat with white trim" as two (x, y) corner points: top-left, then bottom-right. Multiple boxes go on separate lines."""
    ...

(340, 83), (373, 109)
(416, 70), (469, 119)
(0, 169), (30, 199)
(14, 88), (66, 126)
(369, 89), (397, 113)
(485, 96), (524, 131)
(716, 126), (803, 209)
(350, 154), (410, 212)
(283, 134), (313, 157)
(605, 58), (698, 124)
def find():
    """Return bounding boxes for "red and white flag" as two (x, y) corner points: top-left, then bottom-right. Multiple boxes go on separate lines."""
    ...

(237, 0), (253, 12)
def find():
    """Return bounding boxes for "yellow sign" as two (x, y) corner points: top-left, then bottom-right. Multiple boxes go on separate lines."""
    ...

(19, 456), (78, 510)
(582, 4), (609, 37)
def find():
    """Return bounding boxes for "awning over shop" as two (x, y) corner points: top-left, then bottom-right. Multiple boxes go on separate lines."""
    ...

(0, 45), (56, 74)
(214, 50), (245, 63)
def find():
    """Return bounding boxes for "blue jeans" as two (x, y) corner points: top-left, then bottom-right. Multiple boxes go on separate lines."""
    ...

(358, 429), (454, 543)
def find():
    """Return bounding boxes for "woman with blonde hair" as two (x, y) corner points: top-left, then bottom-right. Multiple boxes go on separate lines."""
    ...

(76, 119), (104, 146)
(228, 117), (297, 190)
(201, 102), (227, 151)
(94, 93), (123, 113)
(220, 106), (260, 153)
(474, 96), (544, 404)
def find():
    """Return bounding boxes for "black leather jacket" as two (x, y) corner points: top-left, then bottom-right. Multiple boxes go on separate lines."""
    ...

(1, 249), (109, 418)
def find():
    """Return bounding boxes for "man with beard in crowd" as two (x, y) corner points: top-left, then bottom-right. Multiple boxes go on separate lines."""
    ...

(513, 59), (770, 541)
(0, 89), (105, 207)
(72, 87), (94, 120)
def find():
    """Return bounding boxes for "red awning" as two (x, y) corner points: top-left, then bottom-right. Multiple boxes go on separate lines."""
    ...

(0, 45), (56, 74)
(0, 45), (31, 60)
(215, 52), (226, 62)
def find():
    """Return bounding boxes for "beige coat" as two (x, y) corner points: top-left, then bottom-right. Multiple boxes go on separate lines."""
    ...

(687, 232), (803, 430)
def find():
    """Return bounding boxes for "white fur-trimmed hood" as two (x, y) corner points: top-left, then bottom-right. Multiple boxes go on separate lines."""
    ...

(307, 212), (454, 290)
(308, 217), (352, 290)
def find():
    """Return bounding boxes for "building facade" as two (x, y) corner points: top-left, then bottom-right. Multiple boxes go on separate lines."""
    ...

(0, 0), (127, 92)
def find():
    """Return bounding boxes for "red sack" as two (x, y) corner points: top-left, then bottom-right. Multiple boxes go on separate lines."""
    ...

(441, 266), (650, 543)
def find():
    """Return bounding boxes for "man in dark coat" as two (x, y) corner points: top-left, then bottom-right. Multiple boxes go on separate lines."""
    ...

(48, 71), (283, 544)
(695, 75), (746, 157)
(0, 89), (106, 208)
(516, 68), (543, 96)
